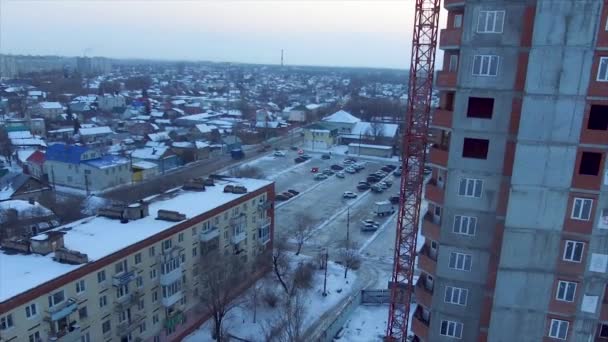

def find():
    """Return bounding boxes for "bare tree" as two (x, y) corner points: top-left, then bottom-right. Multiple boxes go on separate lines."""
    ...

(248, 282), (263, 324)
(293, 213), (314, 256)
(262, 293), (307, 342)
(339, 242), (361, 279)
(0, 129), (13, 165)
(199, 254), (247, 341)
(272, 236), (290, 294)
(366, 121), (385, 142)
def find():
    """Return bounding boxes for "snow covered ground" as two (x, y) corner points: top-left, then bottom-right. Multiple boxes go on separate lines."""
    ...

(337, 304), (417, 342)
(184, 256), (358, 342)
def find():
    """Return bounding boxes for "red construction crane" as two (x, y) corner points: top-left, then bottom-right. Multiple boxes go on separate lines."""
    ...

(386, 1), (441, 341)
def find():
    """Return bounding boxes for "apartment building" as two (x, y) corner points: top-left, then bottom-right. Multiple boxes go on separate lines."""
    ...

(0, 177), (274, 342)
(416, 0), (608, 341)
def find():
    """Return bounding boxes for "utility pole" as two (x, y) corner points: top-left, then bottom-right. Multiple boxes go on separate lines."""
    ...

(322, 248), (328, 296)
(346, 206), (350, 245)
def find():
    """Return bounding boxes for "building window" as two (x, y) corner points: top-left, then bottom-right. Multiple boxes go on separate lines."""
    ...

(97, 270), (106, 283)
(76, 279), (86, 294)
(116, 284), (129, 299)
(135, 252), (142, 264)
(445, 286), (468, 305)
(548, 319), (569, 340)
(599, 323), (608, 338)
(556, 281), (576, 302)
(28, 332), (40, 342)
(78, 306), (88, 320)
(150, 269), (157, 280)
(454, 14), (463, 28)
(48, 290), (65, 307)
(138, 299), (145, 310)
(152, 290), (158, 303)
(477, 10), (505, 33)
(149, 246), (156, 257)
(115, 259), (127, 274)
(598, 57), (608, 82)
(563, 240), (584, 262)
(440, 320), (463, 338)
(449, 252), (472, 271)
(472, 55), (499, 76)
(81, 332), (91, 342)
(25, 303), (37, 318)
(153, 313), (159, 325)
(178, 233), (184, 242)
(140, 322), (147, 333)
(163, 239), (172, 251)
(136, 276), (143, 288)
(467, 97), (494, 119)
(462, 138), (489, 159)
(99, 295), (107, 308)
(448, 54), (459, 72)
(458, 178), (483, 198)
(0, 314), (13, 330)
(453, 215), (477, 236)
(192, 227), (197, 236)
(571, 198), (593, 221)
(102, 320), (111, 334)
(579, 152), (602, 176)
(192, 247), (198, 257)
(588, 105), (608, 131)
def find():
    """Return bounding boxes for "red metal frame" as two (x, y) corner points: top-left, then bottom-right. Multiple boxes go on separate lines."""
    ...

(386, 0), (441, 340)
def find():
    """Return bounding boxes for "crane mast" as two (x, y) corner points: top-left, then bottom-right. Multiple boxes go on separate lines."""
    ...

(386, 1), (441, 341)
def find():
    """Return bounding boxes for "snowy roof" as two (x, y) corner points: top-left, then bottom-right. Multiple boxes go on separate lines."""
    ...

(348, 142), (392, 150)
(79, 126), (113, 136)
(194, 123), (216, 133)
(348, 121), (399, 138)
(147, 132), (171, 142)
(179, 113), (212, 122)
(132, 161), (158, 170)
(8, 131), (33, 139)
(322, 110), (360, 124)
(172, 141), (193, 148)
(39, 101), (62, 110)
(0, 200), (52, 220)
(83, 155), (129, 169)
(0, 178), (272, 302)
(10, 138), (46, 147)
(131, 146), (169, 160)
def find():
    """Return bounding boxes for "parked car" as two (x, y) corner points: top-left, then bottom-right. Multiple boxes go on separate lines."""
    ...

(385, 165), (397, 171)
(343, 191), (358, 199)
(274, 151), (286, 157)
(345, 157), (357, 162)
(381, 166), (393, 173)
(357, 183), (370, 191)
(295, 157), (306, 163)
(336, 171), (345, 178)
(301, 154), (312, 160)
(375, 171), (388, 177)
(330, 164), (344, 171)
(321, 154), (331, 160)
(361, 219), (380, 232)
(373, 201), (396, 216)
(282, 192), (294, 199)
(298, 149), (304, 154)
(367, 176), (381, 183)
(345, 167), (357, 174)
(343, 159), (355, 165)
(290, 146), (299, 151)
(393, 169), (402, 177)
(311, 167), (319, 173)
(275, 194), (289, 201)
(314, 174), (328, 181)
(371, 184), (384, 193)
(287, 189), (300, 195)
(358, 181), (370, 186)
(353, 163), (365, 171)
(323, 169), (335, 176)
(389, 195), (400, 205)
(378, 182), (389, 190)
(384, 179), (393, 187)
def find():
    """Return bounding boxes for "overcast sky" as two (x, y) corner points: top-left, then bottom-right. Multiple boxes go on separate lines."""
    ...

(0, 1), (445, 69)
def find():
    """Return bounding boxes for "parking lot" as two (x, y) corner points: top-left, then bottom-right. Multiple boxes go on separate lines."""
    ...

(245, 149), (403, 261)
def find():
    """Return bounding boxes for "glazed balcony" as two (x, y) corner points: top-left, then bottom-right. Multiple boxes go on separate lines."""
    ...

(48, 325), (81, 342)
(428, 144), (449, 168)
(46, 298), (77, 322)
(439, 28), (462, 50)
(199, 226), (220, 242)
(436, 71), (457, 89)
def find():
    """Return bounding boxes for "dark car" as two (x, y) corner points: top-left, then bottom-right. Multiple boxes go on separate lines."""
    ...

(294, 157), (306, 163)
(330, 164), (344, 171)
(381, 166), (393, 173)
(287, 189), (299, 195)
(321, 154), (331, 160)
(345, 157), (357, 162)
(282, 192), (294, 199)
(393, 170), (402, 177)
(290, 146), (298, 151)
(367, 176), (381, 183)
(301, 154), (312, 160)
(389, 196), (400, 205)
(357, 183), (370, 191)
(275, 194), (289, 201)
(385, 165), (397, 171)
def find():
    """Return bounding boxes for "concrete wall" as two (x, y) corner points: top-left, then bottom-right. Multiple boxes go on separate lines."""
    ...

(45, 161), (131, 192)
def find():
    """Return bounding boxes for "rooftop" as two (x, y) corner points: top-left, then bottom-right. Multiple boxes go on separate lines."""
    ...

(0, 177), (272, 303)
(322, 110), (360, 124)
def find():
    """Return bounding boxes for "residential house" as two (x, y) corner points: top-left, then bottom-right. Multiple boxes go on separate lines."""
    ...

(321, 110), (360, 133)
(78, 126), (114, 147)
(44, 143), (131, 192)
(340, 121), (399, 147)
(131, 160), (159, 182)
(36, 102), (63, 119)
(24, 150), (45, 180)
(302, 123), (338, 150)
(171, 141), (210, 163)
(97, 94), (126, 111)
(131, 146), (181, 174)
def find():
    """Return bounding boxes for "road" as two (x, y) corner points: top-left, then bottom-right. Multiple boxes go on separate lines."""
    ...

(102, 133), (302, 202)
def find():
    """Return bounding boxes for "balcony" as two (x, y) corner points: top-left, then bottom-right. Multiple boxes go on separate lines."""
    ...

(116, 315), (144, 336)
(422, 213), (441, 242)
(415, 278), (434, 309)
(112, 269), (136, 286)
(411, 308), (430, 341)
(114, 291), (141, 312)
(418, 246), (437, 275)
(199, 226), (219, 242)
(258, 218), (272, 245)
(424, 179), (445, 205)
(46, 298), (78, 321)
(161, 290), (183, 307)
(48, 325), (81, 342)
(258, 200), (272, 211)
(160, 264), (183, 286)
(428, 144), (449, 168)
(231, 231), (247, 244)
(436, 71), (457, 89)
(431, 108), (453, 129)
(439, 28), (462, 49)
(164, 310), (185, 331)
(443, 0), (465, 8)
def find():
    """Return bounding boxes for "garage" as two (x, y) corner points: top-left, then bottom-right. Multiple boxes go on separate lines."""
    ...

(348, 143), (393, 158)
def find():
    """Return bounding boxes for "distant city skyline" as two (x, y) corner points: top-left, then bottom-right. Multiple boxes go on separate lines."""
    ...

(0, 0), (446, 69)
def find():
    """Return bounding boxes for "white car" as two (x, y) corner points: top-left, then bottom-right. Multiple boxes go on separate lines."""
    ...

(274, 151), (286, 157)
(345, 167), (357, 174)
(343, 191), (358, 199)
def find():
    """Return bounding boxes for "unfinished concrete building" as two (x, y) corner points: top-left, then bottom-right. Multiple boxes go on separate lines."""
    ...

(416, 0), (608, 341)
